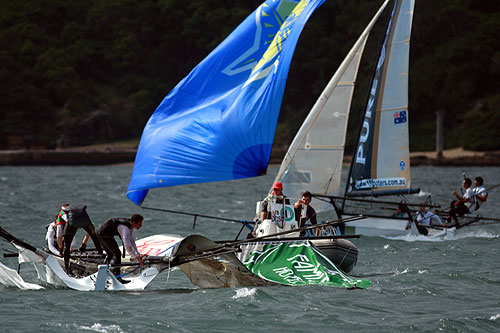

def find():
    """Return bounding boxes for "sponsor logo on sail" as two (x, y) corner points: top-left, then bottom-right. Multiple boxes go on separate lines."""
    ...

(400, 160), (406, 171)
(355, 27), (388, 166)
(355, 177), (406, 189)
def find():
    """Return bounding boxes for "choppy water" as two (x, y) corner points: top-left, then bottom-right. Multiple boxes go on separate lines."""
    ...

(1, 165), (499, 332)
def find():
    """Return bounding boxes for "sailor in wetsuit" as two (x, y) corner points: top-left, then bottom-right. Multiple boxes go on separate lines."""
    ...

(62, 204), (103, 274)
(96, 214), (146, 283)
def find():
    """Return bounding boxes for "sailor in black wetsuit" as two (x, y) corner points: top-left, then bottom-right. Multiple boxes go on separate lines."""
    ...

(61, 205), (103, 274)
(96, 214), (145, 283)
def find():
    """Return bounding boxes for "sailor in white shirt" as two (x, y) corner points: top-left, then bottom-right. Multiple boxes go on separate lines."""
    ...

(473, 176), (488, 210)
(449, 178), (474, 225)
(416, 206), (445, 227)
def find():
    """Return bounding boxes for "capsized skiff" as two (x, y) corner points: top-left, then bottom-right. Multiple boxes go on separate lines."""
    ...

(0, 222), (369, 291)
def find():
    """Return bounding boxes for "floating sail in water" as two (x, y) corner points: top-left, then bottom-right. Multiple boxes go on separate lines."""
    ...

(272, 0), (389, 211)
(240, 242), (370, 288)
(127, 0), (325, 205)
(347, 0), (417, 197)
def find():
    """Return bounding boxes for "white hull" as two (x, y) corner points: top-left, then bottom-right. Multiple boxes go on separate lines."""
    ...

(345, 215), (409, 236)
(345, 215), (456, 238)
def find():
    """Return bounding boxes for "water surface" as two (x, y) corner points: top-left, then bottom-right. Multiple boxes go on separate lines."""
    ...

(0, 165), (499, 332)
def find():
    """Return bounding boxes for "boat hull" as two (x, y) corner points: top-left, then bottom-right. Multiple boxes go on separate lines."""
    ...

(344, 215), (458, 238)
(345, 216), (409, 237)
(310, 238), (358, 273)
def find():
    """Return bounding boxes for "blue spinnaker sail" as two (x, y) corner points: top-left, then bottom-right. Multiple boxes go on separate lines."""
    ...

(127, 0), (325, 205)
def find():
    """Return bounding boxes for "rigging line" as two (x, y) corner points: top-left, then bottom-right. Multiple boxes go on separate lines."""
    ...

(172, 216), (366, 267)
(226, 215), (365, 247)
(312, 194), (441, 208)
(141, 206), (254, 225)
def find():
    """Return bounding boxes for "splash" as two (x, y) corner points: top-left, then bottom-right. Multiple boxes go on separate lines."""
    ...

(453, 230), (499, 239)
(232, 287), (257, 299)
(84, 323), (123, 332)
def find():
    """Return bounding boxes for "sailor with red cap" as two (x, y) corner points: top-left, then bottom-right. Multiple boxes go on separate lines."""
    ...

(246, 181), (298, 239)
(261, 181), (290, 222)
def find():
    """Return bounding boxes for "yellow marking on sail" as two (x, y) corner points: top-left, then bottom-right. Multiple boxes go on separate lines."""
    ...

(251, 0), (308, 75)
(264, 23), (275, 28)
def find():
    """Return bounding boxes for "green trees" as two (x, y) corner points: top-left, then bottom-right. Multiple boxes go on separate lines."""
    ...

(1, 0), (498, 151)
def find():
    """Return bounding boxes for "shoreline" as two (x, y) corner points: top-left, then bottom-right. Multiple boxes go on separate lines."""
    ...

(1, 147), (500, 166)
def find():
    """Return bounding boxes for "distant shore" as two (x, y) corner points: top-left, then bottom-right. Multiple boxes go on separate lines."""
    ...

(1, 146), (500, 166)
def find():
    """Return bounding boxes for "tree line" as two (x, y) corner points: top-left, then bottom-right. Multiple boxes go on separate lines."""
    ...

(1, 0), (499, 151)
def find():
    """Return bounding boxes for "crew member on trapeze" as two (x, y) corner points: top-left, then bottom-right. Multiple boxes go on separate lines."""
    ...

(415, 205), (445, 227)
(472, 176), (488, 210)
(448, 178), (475, 226)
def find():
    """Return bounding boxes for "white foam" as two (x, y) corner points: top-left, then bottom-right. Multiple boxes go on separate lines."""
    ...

(489, 314), (500, 320)
(393, 268), (409, 276)
(385, 231), (455, 242)
(232, 287), (257, 299)
(79, 323), (123, 332)
(454, 230), (499, 239)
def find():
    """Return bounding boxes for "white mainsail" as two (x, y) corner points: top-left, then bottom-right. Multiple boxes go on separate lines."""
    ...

(272, 0), (389, 211)
(347, 0), (416, 196)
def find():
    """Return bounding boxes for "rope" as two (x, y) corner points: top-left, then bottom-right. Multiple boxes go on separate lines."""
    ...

(141, 206), (254, 225)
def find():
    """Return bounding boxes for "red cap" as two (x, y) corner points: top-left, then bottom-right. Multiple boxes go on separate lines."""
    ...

(272, 181), (283, 191)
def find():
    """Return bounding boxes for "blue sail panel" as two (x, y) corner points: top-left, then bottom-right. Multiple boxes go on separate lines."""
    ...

(127, 0), (325, 205)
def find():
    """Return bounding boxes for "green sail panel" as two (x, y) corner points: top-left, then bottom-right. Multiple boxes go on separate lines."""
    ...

(240, 242), (370, 289)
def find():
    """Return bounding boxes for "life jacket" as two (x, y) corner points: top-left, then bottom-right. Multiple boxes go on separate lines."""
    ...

(55, 210), (67, 226)
(97, 218), (131, 238)
(62, 205), (92, 228)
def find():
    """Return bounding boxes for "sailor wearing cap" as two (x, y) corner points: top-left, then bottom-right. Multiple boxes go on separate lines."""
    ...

(261, 181), (290, 222)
